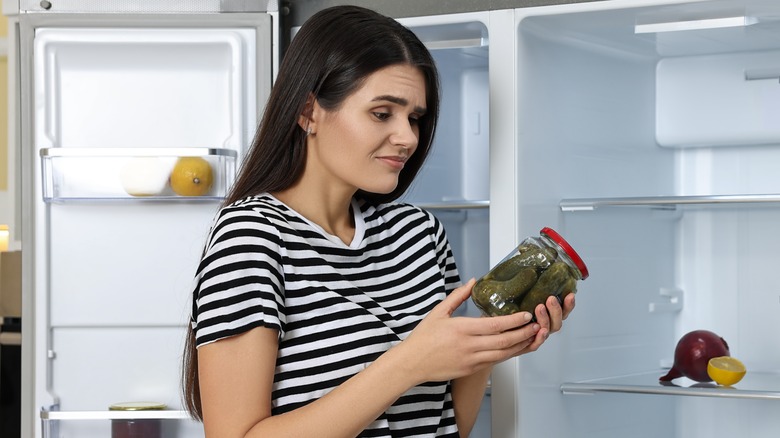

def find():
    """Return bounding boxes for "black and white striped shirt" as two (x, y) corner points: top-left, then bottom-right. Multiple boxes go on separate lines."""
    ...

(191, 193), (462, 437)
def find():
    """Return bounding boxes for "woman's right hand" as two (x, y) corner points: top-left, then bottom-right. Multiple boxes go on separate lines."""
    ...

(395, 278), (544, 385)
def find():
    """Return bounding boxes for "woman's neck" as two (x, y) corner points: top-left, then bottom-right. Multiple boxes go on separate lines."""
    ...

(272, 183), (356, 245)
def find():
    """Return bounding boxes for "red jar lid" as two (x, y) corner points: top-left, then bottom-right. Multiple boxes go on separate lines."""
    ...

(540, 227), (589, 279)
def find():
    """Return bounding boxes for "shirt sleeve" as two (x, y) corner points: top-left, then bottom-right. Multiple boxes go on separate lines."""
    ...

(190, 204), (286, 347)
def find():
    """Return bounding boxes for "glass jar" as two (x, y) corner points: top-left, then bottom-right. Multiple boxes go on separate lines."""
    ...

(109, 402), (165, 438)
(471, 227), (589, 317)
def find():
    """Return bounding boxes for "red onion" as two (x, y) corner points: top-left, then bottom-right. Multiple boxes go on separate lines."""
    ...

(660, 330), (730, 383)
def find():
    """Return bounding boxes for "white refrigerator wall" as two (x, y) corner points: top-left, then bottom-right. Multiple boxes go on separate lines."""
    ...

(20, 14), (273, 437)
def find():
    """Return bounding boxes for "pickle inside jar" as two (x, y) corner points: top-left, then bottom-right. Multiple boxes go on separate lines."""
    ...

(517, 261), (577, 315)
(472, 267), (538, 316)
(488, 245), (557, 282)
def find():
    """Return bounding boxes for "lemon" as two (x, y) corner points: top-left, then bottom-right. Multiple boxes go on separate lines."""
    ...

(707, 356), (746, 386)
(170, 157), (213, 197)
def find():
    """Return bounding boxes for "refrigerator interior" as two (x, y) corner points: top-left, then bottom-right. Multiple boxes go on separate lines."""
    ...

(24, 17), (271, 437)
(512, 0), (780, 437)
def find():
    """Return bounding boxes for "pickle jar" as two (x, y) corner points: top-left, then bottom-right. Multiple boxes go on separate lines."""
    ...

(109, 401), (165, 438)
(471, 227), (589, 317)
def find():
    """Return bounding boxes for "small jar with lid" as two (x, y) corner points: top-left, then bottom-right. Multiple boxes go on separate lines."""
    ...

(109, 401), (165, 438)
(471, 227), (589, 317)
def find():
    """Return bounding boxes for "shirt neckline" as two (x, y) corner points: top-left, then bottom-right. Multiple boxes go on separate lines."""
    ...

(267, 194), (365, 249)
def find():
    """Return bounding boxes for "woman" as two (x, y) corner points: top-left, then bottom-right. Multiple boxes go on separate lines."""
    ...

(181, 5), (574, 437)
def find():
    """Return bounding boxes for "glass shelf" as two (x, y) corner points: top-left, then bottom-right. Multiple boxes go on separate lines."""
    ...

(559, 194), (780, 212)
(561, 370), (780, 401)
(40, 147), (237, 202)
(41, 409), (191, 421)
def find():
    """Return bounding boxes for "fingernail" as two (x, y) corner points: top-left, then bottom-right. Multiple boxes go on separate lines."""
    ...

(533, 323), (540, 331)
(523, 312), (532, 322)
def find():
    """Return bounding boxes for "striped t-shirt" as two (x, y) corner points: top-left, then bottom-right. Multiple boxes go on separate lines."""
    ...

(190, 193), (462, 437)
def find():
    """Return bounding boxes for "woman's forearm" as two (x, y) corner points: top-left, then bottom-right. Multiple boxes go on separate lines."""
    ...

(200, 327), (424, 438)
(451, 366), (492, 437)
(243, 345), (422, 438)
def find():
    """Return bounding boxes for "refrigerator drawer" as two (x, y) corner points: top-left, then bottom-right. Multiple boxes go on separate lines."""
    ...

(39, 147), (236, 201)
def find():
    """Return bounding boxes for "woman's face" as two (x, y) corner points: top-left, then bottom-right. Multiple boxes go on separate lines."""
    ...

(307, 64), (427, 196)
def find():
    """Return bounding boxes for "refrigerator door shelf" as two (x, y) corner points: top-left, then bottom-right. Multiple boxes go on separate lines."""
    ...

(40, 147), (237, 202)
(17, 0), (279, 13)
(561, 370), (780, 401)
(41, 409), (191, 421)
(40, 408), (200, 438)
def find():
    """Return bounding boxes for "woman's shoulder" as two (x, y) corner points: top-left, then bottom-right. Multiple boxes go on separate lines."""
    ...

(222, 193), (281, 213)
(206, 194), (302, 240)
(217, 194), (299, 224)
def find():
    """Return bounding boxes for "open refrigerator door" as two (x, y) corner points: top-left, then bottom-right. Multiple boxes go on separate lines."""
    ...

(8, 2), (278, 436)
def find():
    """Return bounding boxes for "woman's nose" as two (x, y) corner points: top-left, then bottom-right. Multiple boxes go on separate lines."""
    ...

(390, 119), (419, 150)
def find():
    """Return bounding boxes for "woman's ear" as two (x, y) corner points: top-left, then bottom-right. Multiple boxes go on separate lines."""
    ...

(298, 93), (316, 135)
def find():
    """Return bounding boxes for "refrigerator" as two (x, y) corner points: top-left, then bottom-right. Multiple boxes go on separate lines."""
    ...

(5, 1), (278, 436)
(9, 0), (780, 437)
(393, 0), (780, 436)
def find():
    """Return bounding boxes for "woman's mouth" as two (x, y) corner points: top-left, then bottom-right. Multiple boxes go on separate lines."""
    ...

(378, 155), (407, 170)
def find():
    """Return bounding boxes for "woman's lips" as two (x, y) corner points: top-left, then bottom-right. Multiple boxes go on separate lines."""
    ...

(378, 155), (407, 170)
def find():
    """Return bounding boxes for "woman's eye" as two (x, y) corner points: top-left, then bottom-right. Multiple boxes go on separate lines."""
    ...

(373, 112), (391, 121)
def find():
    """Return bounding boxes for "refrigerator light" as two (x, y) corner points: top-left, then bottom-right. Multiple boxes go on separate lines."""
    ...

(0, 225), (8, 252)
(634, 16), (758, 34)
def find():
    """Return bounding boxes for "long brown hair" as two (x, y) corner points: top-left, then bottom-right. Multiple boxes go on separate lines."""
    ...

(181, 5), (441, 420)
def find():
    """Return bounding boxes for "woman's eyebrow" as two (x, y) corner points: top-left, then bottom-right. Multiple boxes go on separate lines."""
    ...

(372, 95), (427, 115)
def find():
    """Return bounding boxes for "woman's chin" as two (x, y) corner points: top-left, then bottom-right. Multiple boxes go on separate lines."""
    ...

(361, 182), (399, 196)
